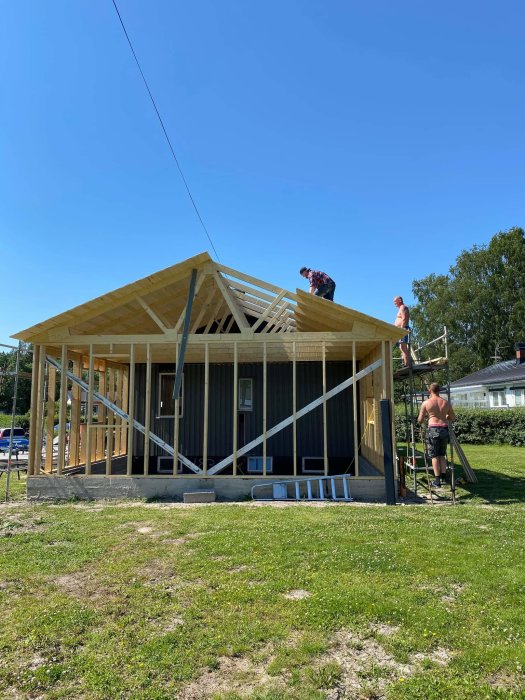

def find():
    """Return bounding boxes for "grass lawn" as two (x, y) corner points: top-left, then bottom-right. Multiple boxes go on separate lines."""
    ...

(0, 444), (524, 699)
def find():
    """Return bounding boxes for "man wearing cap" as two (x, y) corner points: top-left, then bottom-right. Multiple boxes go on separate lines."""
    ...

(299, 267), (336, 301)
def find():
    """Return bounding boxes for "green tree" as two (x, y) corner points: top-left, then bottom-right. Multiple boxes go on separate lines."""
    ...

(411, 227), (525, 380)
(0, 343), (33, 414)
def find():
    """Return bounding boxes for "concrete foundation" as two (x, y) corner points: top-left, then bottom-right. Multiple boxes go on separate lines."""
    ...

(26, 475), (387, 502)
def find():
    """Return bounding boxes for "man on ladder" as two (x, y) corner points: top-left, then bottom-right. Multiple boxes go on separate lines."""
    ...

(417, 382), (456, 488)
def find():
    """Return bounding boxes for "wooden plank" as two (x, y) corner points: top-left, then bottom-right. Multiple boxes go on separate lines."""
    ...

(263, 300), (293, 334)
(121, 365), (129, 457)
(106, 367), (115, 475)
(292, 341), (297, 476)
(57, 344), (68, 474)
(69, 355), (81, 467)
(96, 363), (107, 462)
(323, 341), (328, 476)
(191, 285), (217, 333)
(114, 367), (123, 456)
(45, 365), (56, 473)
(207, 358), (383, 476)
(174, 271), (207, 332)
(203, 342), (209, 476)
(218, 264), (298, 300)
(28, 345), (40, 476)
(144, 343), (152, 475)
(263, 342), (267, 477)
(34, 346), (47, 475)
(85, 345), (95, 475)
(213, 271), (250, 331)
(204, 297), (225, 334)
(353, 341), (359, 477)
(136, 296), (169, 332)
(173, 340), (180, 476)
(233, 341), (238, 476)
(126, 344), (135, 476)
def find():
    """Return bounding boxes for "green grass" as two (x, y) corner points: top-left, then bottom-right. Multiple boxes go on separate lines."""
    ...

(0, 445), (524, 699)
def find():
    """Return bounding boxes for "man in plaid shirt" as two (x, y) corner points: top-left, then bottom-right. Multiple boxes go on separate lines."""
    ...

(299, 267), (336, 301)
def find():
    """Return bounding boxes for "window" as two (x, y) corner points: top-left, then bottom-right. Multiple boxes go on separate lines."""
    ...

(157, 456), (183, 474)
(302, 457), (325, 474)
(158, 373), (183, 417)
(490, 390), (507, 408)
(239, 378), (253, 411)
(513, 388), (525, 406)
(247, 456), (273, 473)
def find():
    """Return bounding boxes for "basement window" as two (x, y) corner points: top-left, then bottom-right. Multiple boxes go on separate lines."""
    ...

(302, 457), (325, 474)
(158, 373), (183, 418)
(239, 378), (253, 411)
(247, 456), (273, 473)
(157, 456), (183, 474)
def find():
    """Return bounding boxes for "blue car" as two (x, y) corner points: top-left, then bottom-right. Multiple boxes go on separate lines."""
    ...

(0, 427), (29, 451)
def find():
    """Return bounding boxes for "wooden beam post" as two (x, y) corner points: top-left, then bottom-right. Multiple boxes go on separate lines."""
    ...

(203, 342), (209, 476)
(28, 344), (40, 476)
(86, 345), (95, 475)
(322, 341), (328, 476)
(292, 341), (297, 477)
(57, 344), (68, 474)
(114, 366), (123, 456)
(233, 341), (238, 476)
(69, 355), (81, 467)
(173, 339), (180, 476)
(352, 341), (359, 477)
(144, 343), (151, 475)
(45, 364), (56, 474)
(263, 341), (267, 477)
(34, 347), (47, 476)
(106, 367), (115, 476)
(96, 362), (107, 462)
(121, 365), (129, 456)
(126, 344), (135, 476)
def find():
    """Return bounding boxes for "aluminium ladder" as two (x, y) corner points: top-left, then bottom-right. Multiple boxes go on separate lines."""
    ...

(251, 474), (353, 502)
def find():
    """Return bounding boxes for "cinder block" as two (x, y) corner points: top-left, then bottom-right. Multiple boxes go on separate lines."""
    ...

(183, 490), (216, 504)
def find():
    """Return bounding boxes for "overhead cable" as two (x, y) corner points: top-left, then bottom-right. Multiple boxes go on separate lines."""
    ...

(111, 0), (221, 261)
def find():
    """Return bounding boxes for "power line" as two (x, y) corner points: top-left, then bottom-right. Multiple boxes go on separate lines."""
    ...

(111, 0), (221, 262)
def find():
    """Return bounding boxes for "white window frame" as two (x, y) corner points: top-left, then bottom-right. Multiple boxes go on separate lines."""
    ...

(302, 456), (325, 474)
(247, 456), (273, 473)
(490, 389), (507, 408)
(513, 388), (525, 406)
(157, 372), (183, 418)
(156, 456), (183, 474)
(238, 378), (253, 411)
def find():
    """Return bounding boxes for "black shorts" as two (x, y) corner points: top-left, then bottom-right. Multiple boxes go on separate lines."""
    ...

(426, 427), (449, 458)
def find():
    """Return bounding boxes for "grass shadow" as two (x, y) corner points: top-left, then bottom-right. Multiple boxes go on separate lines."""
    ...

(455, 466), (525, 505)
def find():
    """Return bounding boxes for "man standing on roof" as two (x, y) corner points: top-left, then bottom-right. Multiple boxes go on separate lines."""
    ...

(393, 295), (410, 366)
(299, 267), (336, 301)
(418, 382), (456, 488)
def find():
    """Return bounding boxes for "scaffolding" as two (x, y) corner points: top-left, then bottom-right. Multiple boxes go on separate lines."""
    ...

(393, 327), (475, 501)
(0, 342), (32, 501)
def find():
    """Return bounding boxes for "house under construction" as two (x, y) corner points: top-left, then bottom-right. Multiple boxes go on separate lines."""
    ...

(13, 252), (405, 501)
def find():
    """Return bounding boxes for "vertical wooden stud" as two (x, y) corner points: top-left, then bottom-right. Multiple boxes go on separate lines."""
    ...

(144, 344), (151, 475)
(121, 365), (129, 457)
(322, 341), (328, 476)
(233, 341), (238, 476)
(34, 346), (47, 476)
(263, 342), (267, 477)
(106, 366), (115, 476)
(292, 341), (297, 477)
(353, 341), (359, 477)
(69, 355), (81, 467)
(126, 344), (135, 476)
(57, 344), (68, 474)
(173, 339), (180, 476)
(28, 344), (40, 476)
(86, 346), (95, 475)
(114, 367), (123, 456)
(45, 365), (56, 473)
(203, 342), (209, 476)
(96, 362), (107, 462)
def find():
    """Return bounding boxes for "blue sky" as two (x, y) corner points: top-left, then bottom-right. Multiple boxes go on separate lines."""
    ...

(2, 0), (524, 346)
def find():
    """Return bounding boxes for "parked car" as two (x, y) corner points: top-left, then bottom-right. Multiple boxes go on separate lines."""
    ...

(0, 427), (29, 451)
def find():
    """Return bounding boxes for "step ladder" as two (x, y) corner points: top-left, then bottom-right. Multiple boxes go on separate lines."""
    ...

(251, 474), (353, 502)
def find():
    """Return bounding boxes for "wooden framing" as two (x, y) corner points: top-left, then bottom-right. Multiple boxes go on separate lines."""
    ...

(14, 253), (405, 485)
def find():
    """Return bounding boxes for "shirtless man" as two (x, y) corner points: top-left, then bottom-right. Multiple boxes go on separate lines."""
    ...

(393, 295), (410, 366)
(417, 383), (456, 487)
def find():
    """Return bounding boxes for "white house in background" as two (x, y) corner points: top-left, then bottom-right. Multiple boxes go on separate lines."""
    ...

(450, 343), (525, 409)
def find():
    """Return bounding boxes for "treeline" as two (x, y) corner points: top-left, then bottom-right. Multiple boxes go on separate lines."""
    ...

(411, 226), (525, 381)
(0, 343), (32, 415)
